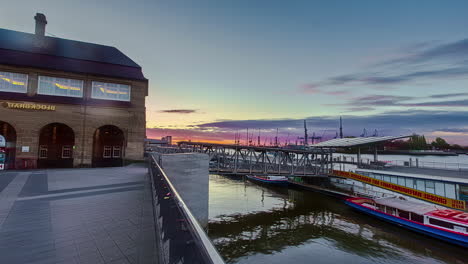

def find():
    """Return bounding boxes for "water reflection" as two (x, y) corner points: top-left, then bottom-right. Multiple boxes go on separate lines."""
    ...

(208, 174), (467, 264)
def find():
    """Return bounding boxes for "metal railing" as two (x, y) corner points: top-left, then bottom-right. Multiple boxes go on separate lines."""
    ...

(335, 155), (468, 172)
(148, 155), (225, 264)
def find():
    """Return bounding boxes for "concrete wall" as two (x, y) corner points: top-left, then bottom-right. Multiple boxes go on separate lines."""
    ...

(157, 153), (210, 228)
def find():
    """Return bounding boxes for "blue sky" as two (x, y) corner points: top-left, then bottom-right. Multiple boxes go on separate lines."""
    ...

(2, 0), (468, 144)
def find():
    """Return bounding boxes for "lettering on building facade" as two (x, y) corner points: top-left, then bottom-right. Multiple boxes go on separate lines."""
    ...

(2, 102), (56, 111)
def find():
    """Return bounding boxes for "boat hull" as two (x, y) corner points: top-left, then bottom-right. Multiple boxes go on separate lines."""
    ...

(345, 200), (468, 247)
(246, 175), (288, 186)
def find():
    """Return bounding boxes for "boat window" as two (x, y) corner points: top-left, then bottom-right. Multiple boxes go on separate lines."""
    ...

(416, 180), (425, 191)
(398, 210), (410, 219)
(375, 204), (383, 211)
(386, 206), (396, 216)
(435, 182), (445, 197)
(425, 180), (435, 194)
(445, 184), (456, 199)
(458, 185), (468, 202)
(397, 177), (405, 186)
(391, 176), (398, 184)
(405, 178), (415, 189)
(429, 218), (454, 229)
(411, 214), (424, 223)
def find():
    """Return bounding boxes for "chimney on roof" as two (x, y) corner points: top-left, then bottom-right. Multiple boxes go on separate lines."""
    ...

(34, 13), (47, 37)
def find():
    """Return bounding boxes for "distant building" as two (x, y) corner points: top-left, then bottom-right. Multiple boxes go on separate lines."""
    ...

(0, 14), (148, 169)
(144, 137), (173, 149)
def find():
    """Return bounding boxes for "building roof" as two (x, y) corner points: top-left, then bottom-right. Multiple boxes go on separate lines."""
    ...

(0, 28), (146, 81)
(145, 138), (168, 144)
(311, 135), (410, 148)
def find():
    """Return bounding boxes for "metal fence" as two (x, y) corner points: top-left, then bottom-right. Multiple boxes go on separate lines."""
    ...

(335, 155), (468, 172)
(148, 155), (225, 264)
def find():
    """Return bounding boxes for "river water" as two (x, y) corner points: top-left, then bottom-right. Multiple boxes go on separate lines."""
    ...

(207, 173), (467, 264)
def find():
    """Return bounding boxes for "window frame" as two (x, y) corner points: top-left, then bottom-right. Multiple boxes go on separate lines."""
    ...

(37, 75), (84, 98)
(112, 146), (121, 158)
(61, 145), (73, 159)
(91, 81), (131, 102)
(103, 146), (112, 158)
(39, 145), (48, 159)
(0, 71), (28, 94)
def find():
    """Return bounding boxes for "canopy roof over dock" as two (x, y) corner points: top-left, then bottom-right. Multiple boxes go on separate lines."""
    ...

(311, 135), (410, 148)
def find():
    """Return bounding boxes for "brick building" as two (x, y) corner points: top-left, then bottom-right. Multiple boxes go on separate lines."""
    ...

(0, 14), (148, 169)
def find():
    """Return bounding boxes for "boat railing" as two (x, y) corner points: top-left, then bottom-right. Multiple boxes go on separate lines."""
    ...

(148, 154), (225, 264)
(336, 155), (468, 172)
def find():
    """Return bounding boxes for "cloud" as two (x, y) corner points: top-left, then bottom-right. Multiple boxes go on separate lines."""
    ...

(405, 99), (468, 107)
(428, 93), (468, 99)
(434, 128), (468, 133)
(350, 95), (413, 106)
(147, 110), (468, 145)
(299, 84), (349, 96)
(302, 38), (468, 92)
(159, 109), (197, 114)
(383, 39), (468, 65)
(336, 94), (468, 109)
(346, 107), (375, 112)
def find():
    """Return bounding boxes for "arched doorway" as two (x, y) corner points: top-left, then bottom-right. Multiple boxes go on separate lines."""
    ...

(0, 121), (16, 169)
(37, 123), (75, 168)
(92, 125), (124, 167)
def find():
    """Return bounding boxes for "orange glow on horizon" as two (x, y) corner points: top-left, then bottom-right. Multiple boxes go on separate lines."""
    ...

(147, 136), (232, 145)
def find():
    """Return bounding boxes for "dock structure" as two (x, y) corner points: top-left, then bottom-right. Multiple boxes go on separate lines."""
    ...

(177, 142), (335, 176)
(175, 136), (410, 177)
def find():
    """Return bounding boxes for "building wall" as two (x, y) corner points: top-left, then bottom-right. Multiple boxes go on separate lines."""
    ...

(0, 64), (148, 168)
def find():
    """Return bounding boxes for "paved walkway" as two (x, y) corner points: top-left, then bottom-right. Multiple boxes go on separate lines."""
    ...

(0, 164), (157, 264)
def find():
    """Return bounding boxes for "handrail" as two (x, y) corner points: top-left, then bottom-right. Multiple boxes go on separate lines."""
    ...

(149, 154), (225, 264)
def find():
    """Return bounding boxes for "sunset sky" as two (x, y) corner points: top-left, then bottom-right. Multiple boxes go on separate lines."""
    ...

(3, 0), (468, 144)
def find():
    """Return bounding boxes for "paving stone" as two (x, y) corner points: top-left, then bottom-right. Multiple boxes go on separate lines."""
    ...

(0, 166), (157, 264)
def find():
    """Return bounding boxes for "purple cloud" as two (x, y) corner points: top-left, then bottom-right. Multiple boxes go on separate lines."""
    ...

(187, 110), (468, 145)
(434, 128), (468, 133)
(428, 93), (468, 99)
(160, 109), (197, 114)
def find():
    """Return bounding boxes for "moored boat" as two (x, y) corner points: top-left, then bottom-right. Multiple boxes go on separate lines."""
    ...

(246, 175), (288, 186)
(345, 197), (468, 247)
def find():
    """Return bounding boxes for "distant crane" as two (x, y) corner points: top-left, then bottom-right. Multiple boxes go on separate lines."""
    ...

(310, 132), (322, 144)
(360, 128), (367, 137)
(304, 120), (308, 146)
(275, 128), (279, 146)
(339, 116), (343, 138)
(257, 129), (261, 146)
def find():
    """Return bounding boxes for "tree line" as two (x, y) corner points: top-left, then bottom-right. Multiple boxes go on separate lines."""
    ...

(386, 134), (466, 150)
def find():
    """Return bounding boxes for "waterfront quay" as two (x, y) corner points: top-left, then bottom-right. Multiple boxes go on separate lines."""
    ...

(208, 174), (468, 264)
(172, 140), (468, 211)
(0, 164), (157, 264)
